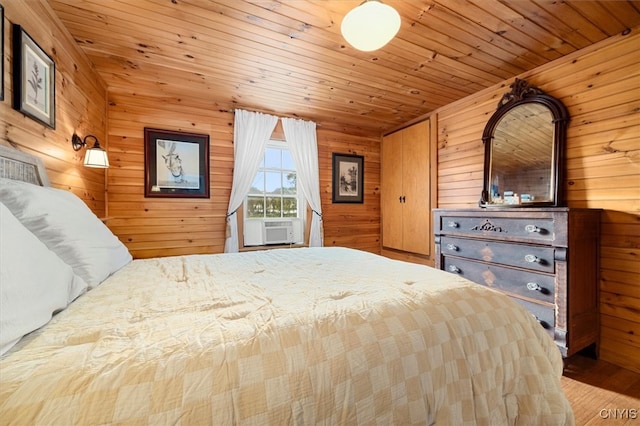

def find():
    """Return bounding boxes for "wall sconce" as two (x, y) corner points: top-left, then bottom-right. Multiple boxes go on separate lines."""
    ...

(341, 0), (401, 51)
(72, 133), (110, 168)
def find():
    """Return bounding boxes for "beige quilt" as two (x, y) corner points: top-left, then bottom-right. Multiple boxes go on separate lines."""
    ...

(0, 247), (573, 425)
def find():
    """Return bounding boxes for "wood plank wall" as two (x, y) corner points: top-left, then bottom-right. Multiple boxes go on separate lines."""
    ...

(318, 128), (381, 253)
(0, 0), (107, 215)
(435, 30), (640, 373)
(106, 91), (381, 259)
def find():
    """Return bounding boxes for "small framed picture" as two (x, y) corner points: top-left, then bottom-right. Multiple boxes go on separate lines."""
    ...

(332, 153), (364, 203)
(144, 128), (210, 198)
(1, 4), (4, 101)
(12, 24), (56, 128)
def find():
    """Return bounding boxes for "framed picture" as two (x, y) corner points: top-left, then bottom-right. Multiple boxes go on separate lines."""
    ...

(144, 128), (210, 198)
(332, 153), (364, 203)
(1, 4), (4, 101)
(12, 24), (56, 128)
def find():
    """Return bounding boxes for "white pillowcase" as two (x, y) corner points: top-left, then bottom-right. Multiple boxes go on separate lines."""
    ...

(0, 202), (88, 355)
(0, 178), (132, 288)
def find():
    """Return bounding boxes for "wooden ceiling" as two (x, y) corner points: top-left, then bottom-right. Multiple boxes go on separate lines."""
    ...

(48, 0), (640, 136)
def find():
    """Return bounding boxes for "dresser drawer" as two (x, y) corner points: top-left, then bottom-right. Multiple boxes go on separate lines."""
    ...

(442, 256), (555, 304)
(437, 215), (557, 244)
(440, 236), (555, 273)
(513, 298), (555, 338)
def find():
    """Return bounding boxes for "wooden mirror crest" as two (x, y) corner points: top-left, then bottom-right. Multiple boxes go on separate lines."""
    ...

(480, 78), (569, 208)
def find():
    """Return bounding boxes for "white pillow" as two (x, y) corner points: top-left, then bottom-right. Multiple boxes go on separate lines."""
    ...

(0, 178), (132, 288)
(0, 202), (88, 355)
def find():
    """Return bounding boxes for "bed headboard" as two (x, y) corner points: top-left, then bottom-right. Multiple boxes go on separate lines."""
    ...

(0, 145), (51, 187)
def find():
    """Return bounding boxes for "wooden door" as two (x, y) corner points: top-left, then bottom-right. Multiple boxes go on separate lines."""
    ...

(401, 119), (430, 255)
(381, 130), (404, 250)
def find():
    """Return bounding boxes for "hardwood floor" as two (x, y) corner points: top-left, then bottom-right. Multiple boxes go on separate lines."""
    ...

(561, 355), (640, 425)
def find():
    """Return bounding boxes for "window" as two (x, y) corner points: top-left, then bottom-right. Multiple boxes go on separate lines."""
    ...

(243, 141), (305, 246)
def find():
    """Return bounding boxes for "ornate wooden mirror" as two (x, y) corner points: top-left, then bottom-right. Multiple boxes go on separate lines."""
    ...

(480, 79), (569, 207)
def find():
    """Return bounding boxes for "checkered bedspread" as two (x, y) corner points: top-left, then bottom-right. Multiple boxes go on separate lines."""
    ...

(0, 247), (573, 425)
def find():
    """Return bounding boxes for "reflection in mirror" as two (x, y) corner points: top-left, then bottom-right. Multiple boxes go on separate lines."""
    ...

(489, 104), (554, 204)
(480, 79), (569, 208)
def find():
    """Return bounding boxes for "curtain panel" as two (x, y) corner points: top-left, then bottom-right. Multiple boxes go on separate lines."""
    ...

(281, 117), (324, 247)
(224, 109), (278, 253)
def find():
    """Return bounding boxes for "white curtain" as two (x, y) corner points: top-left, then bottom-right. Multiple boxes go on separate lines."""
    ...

(224, 109), (278, 253)
(282, 117), (324, 247)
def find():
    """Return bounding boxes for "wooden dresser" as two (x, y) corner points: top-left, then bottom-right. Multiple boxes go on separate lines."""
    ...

(434, 208), (600, 358)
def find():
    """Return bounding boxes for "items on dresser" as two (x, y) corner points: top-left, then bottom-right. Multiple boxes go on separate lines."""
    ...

(434, 207), (601, 358)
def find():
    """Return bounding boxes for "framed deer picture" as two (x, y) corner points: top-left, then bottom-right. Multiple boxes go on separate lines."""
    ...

(144, 128), (210, 198)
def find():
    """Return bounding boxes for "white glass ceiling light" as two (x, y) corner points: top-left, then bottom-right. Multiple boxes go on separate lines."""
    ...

(341, 0), (401, 51)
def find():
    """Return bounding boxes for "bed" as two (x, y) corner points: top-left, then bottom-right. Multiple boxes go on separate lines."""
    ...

(0, 145), (574, 425)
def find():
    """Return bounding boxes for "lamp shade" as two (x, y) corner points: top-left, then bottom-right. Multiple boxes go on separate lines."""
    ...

(341, 0), (401, 51)
(83, 146), (110, 168)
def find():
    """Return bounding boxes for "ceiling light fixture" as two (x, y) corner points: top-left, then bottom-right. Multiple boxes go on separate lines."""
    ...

(341, 0), (401, 52)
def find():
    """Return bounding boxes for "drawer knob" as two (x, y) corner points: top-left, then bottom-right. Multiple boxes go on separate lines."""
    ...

(526, 282), (542, 291)
(533, 315), (551, 329)
(446, 243), (459, 251)
(447, 221), (459, 228)
(525, 254), (542, 264)
(525, 224), (541, 233)
(526, 282), (550, 295)
(448, 265), (461, 273)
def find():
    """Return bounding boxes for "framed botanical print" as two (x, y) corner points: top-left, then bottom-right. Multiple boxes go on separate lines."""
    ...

(144, 128), (210, 198)
(12, 24), (56, 128)
(332, 153), (364, 203)
(0, 4), (4, 102)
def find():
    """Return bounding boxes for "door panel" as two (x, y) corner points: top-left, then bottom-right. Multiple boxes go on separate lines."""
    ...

(381, 130), (403, 250)
(402, 120), (430, 255)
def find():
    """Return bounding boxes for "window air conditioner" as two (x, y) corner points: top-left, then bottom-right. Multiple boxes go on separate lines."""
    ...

(263, 221), (293, 245)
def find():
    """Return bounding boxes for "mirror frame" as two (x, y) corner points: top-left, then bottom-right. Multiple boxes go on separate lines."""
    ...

(480, 78), (569, 208)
